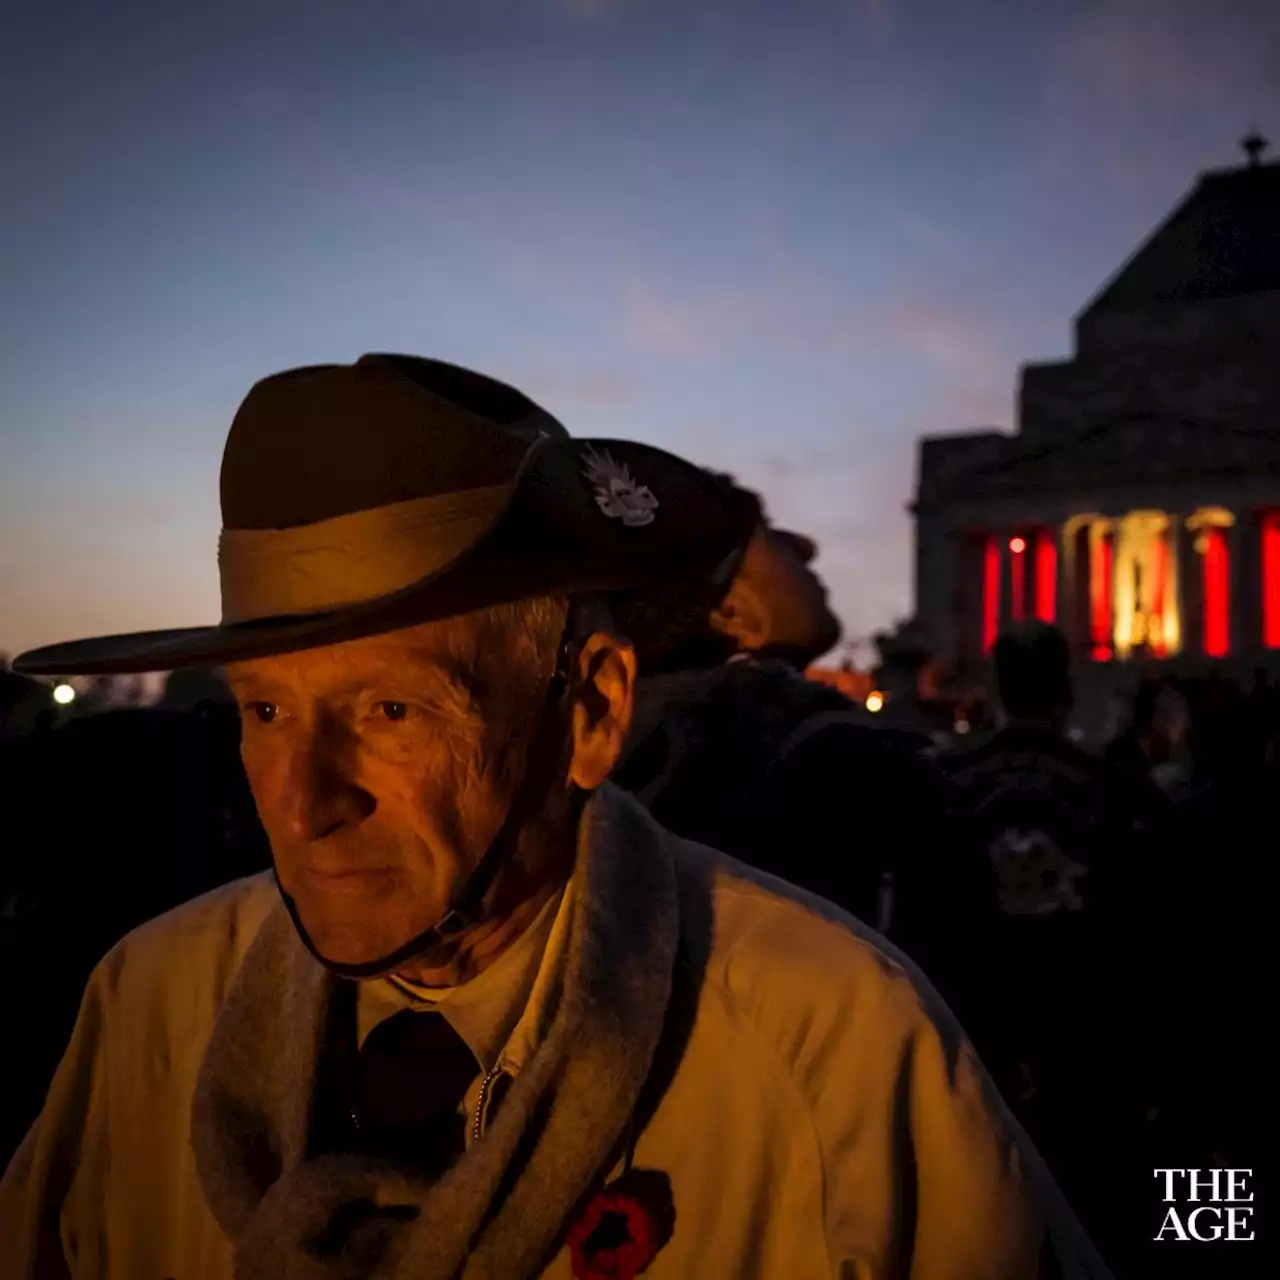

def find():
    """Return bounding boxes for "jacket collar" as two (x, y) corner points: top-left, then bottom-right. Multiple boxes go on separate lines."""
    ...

(190, 784), (681, 1280)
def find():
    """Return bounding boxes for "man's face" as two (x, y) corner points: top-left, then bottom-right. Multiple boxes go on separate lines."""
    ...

(732, 523), (842, 664)
(226, 612), (558, 968)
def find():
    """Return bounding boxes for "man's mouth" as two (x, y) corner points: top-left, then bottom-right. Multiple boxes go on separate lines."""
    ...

(293, 866), (398, 896)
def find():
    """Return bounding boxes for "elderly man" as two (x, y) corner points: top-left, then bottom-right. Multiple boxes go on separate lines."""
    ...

(2, 355), (1108, 1279)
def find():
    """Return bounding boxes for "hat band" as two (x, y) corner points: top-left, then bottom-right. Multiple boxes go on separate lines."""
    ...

(218, 483), (516, 624)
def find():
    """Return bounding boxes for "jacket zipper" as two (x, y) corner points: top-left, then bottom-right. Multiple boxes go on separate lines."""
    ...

(349, 1066), (502, 1145)
(472, 1066), (503, 1143)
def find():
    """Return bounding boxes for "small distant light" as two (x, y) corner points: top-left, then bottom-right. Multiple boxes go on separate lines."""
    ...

(955, 718), (971, 734)
(52, 683), (76, 705)
(865, 691), (885, 713)
(1009, 536), (1026, 554)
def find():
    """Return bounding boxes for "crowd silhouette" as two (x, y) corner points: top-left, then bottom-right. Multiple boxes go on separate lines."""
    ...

(0, 673), (271, 1163)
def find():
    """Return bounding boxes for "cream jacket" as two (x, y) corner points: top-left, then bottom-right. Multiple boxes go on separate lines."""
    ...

(1, 813), (1109, 1278)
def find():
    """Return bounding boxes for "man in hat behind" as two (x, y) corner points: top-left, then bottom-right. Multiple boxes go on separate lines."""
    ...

(610, 473), (987, 986)
(2, 355), (1107, 1278)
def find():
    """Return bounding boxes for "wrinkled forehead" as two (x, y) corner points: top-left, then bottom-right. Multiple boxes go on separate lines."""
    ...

(224, 614), (505, 700)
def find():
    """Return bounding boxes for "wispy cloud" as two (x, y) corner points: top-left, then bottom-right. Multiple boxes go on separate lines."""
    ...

(621, 280), (773, 358)
(761, 280), (1015, 412)
(614, 263), (1012, 384)
(882, 301), (1003, 381)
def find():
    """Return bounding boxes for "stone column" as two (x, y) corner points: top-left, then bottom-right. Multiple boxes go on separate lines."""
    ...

(914, 513), (953, 665)
(1060, 516), (1096, 660)
(1058, 522), (1078, 649)
(1177, 516), (1202, 659)
(1232, 511), (1260, 661)
(948, 529), (979, 667)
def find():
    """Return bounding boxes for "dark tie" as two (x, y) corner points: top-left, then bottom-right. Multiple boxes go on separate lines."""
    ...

(356, 1008), (478, 1173)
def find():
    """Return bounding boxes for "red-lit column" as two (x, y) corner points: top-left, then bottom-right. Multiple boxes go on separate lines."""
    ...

(1009, 534), (1027, 622)
(1263, 512), (1280, 650)
(982, 535), (1001, 654)
(1202, 527), (1230, 658)
(1089, 524), (1113, 661)
(1150, 529), (1170, 657)
(1034, 528), (1057, 623)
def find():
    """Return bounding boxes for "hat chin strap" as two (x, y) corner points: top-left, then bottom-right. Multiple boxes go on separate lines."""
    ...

(274, 626), (576, 982)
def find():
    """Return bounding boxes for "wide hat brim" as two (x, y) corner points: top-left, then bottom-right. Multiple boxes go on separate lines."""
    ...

(13, 436), (745, 677)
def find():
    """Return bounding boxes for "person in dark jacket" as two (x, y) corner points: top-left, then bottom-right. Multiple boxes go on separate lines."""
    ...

(937, 621), (1176, 1273)
(939, 624), (1171, 947)
(612, 475), (989, 1001)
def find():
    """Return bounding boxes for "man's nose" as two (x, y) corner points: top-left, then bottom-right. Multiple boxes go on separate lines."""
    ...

(273, 732), (373, 843)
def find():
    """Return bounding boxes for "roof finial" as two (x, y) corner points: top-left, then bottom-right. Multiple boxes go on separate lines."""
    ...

(1241, 128), (1269, 167)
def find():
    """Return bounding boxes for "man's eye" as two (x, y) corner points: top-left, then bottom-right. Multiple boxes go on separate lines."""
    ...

(243, 702), (279, 725)
(375, 700), (410, 722)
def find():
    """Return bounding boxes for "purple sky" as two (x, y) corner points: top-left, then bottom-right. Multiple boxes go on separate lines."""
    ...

(3, 0), (1278, 664)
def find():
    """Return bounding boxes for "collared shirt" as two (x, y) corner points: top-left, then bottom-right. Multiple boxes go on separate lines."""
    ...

(355, 885), (566, 1076)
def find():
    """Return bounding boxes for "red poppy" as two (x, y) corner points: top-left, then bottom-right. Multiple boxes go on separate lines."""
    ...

(566, 1169), (675, 1280)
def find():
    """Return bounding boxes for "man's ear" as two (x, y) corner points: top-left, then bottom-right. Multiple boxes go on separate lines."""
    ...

(567, 631), (638, 790)
(710, 579), (770, 652)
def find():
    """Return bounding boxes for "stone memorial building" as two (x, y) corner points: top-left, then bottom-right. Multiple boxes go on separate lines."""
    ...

(912, 135), (1280, 712)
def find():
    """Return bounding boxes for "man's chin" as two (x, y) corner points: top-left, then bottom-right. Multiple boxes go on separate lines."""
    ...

(818, 608), (843, 653)
(775, 616), (843, 670)
(298, 921), (442, 973)
(283, 885), (449, 972)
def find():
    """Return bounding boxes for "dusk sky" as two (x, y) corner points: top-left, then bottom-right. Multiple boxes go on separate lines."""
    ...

(3, 0), (1278, 664)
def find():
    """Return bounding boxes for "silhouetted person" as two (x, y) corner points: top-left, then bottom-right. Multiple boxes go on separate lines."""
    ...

(941, 622), (1169, 939)
(1146, 683), (1194, 798)
(0, 706), (270, 1166)
(613, 475), (987, 989)
(0, 669), (52, 740)
(1104, 676), (1170, 778)
(937, 622), (1173, 1271)
(159, 665), (235, 713)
